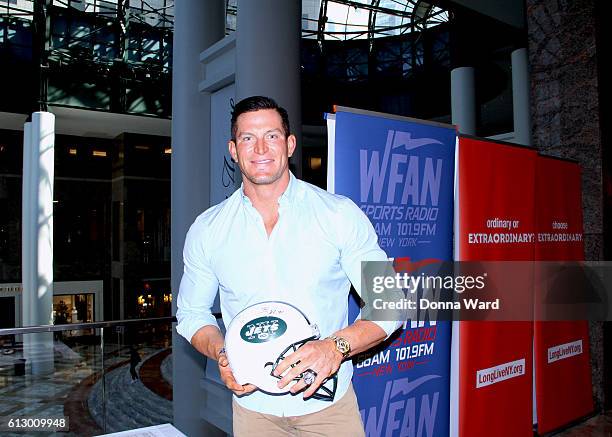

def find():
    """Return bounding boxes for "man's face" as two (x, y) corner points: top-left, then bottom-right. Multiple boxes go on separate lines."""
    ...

(229, 109), (296, 186)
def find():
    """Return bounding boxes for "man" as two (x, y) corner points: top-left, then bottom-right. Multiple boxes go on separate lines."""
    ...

(176, 96), (402, 436)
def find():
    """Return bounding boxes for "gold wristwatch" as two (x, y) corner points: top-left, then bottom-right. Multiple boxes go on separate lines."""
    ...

(327, 335), (351, 359)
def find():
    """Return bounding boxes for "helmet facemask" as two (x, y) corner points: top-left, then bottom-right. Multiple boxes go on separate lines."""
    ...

(265, 324), (338, 402)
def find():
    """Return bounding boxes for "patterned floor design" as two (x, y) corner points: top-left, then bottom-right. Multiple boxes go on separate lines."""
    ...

(0, 339), (170, 437)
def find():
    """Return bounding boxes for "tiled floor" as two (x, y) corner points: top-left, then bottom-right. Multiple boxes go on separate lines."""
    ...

(86, 352), (173, 434)
(0, 338), (169, 437)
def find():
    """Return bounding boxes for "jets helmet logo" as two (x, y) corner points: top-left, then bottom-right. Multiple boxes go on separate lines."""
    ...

(240, 316), (287, 343)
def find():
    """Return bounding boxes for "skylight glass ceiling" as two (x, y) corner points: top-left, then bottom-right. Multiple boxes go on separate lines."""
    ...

(1, 0), (174, 28)
(1, 0), (446, 40)
(301, 0), (449, 40)
(225, 1), (448, 39)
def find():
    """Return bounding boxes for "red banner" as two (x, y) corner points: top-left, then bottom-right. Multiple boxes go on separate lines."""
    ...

(453, 136), (535, 437)
(534, 156), (594, 434)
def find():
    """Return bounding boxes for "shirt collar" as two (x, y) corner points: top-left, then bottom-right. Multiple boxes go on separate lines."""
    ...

(239, 171), (298, 206)
(278, 171), (297, 206)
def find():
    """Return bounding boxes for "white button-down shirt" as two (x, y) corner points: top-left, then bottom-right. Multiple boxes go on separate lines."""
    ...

(176, 173), (400, 416)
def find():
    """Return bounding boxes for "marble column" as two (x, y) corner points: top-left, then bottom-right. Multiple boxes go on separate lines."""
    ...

(451, 66), (476, 135)
(21, 112), (55, 375)
(171, 1), (225, 435)
(235, 0), (302, 176)
(511, 48), (532, 146)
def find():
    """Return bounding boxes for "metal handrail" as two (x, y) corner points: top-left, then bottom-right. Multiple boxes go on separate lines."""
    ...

(0, 316), (176, 336)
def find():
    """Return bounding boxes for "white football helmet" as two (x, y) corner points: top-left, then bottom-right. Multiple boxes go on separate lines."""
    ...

(224, 301), (337, 401)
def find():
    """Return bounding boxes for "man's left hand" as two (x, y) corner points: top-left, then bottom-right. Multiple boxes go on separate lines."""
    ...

(274, 339), (343, 399)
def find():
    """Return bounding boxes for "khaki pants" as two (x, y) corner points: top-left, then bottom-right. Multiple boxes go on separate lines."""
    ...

(232, 384), (365, 437)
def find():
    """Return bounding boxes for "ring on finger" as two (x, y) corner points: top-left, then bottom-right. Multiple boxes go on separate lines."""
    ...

(302, 369), (317, 385)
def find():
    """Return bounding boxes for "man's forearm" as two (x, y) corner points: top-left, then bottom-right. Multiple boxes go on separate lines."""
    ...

(329, 319), (388, 358)
(191, 325), (225, 361)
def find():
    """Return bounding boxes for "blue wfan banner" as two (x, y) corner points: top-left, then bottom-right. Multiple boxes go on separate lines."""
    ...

(326, 108), (456, 437)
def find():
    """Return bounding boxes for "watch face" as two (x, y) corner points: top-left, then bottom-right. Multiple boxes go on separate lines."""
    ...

(337, 338), (350, 354)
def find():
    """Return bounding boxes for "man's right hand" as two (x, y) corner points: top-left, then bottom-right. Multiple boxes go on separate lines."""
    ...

(218, 351), (257, 396)
(190, 326), (257, 396)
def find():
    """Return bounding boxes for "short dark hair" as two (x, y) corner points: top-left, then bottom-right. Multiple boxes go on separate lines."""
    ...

(230, 96), (291, 141)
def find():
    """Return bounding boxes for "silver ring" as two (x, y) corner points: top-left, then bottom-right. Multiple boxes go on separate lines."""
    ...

(302, 369), (317, 385)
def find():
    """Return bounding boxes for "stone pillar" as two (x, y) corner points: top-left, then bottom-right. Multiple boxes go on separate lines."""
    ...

(451, 67), (476, 135)
(171, 0), (225, 435)
(526, 0), (604, 410)
(511, 48), (532, 146)
(21, 112), (55, 375)
(235, 0), (302, 176)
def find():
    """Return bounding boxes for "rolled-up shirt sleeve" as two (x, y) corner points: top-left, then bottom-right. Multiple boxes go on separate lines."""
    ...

(337, 198), (404, 338)
(176, 218), (220, 343)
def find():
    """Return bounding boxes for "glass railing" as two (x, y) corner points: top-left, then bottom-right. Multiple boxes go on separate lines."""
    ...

(0, 316), (175, 436)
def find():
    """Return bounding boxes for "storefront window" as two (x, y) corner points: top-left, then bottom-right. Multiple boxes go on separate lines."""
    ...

(53, 293), (94, 324)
